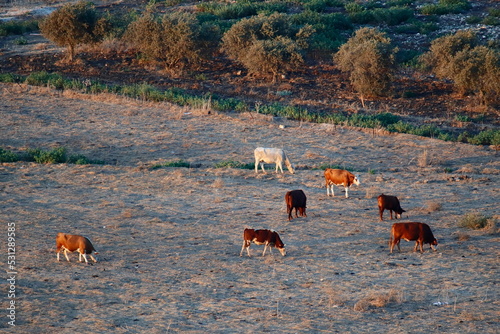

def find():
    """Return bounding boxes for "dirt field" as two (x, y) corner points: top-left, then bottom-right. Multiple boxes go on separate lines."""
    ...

(0, 83), (498, 333)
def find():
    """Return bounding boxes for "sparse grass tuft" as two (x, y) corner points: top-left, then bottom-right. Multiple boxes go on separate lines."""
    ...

(458, 212), (491, 230)
(426, 201), (442, 212)
(354, 289), (402, 311)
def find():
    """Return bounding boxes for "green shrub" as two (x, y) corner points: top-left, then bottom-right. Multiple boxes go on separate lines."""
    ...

(125, 12), (202, 72)
(334, 27), (398, 98)
(150, 160), (191, 169)
(0, 19), (39, 36)
(0, 148), (19, 162)
(420, 0), (471, 15)
(26, 147), (67, 164)
(458, 212), (490, 230)
(214, 160), (253, 169)
(467, 129), (500, 146)
(39, 1), (110, 61)
(222, 13), (314, 81)
(422, 31), (500, 105)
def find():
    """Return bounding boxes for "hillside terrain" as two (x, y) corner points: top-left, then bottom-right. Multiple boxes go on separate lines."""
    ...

(0, 0), (499, 135)
(0, 1), (499, 332)
(0, 83), (499, 333)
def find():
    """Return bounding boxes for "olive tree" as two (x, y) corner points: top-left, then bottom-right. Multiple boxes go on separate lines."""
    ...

(222, 13), (314, 81)
(39, 1), (109, 61)
(421, 30), (500, 106)
(125, 12), (201, 72)
(333, 27), (397, 104)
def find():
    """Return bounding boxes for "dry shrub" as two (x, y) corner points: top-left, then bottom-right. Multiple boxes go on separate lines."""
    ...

(456, 232), (470, 241)
(354, 289), (401, 312)
(418, 149), (429, 167)
(426, 200), (442, 212)
(458, 212), (491, 230)
(212, 178), (224, 188)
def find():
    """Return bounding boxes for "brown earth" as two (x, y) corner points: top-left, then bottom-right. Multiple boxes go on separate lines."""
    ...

(0, 83), (498, 333)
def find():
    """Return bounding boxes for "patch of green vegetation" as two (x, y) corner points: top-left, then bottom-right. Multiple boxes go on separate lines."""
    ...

(1, 147), (104, 165)
(420, 0), (471, 15)
(150, 160), (192, 169)
(26, 147), (67, 164)
(214, 160), (253, 169)
(0, 19), (39, 36)
(13, 36), (28, 45)
(0, 148), (19, 162)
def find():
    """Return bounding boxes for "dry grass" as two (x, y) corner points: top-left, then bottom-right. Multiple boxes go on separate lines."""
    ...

(426, 200), (442, 212)
(354, 289), (402, 312)
(0, 83), (498, 333)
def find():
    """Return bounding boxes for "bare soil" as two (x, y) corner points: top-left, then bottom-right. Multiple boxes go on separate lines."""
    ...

(0, 83), (498, 333)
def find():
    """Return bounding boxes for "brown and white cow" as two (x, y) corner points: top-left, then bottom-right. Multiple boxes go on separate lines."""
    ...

(389, 222), (438, 253)
(56, 233), (98, 264)
(240, 228), (286, 257)
(285, 189), (307, 221)
(378, 194), (406, 221)
(324, 168), (360, 198)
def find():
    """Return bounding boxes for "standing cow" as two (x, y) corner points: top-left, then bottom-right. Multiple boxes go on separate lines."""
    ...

(389, 222), (438, 253)
(240, 228), (286, 257)
(378, 194), (406, 221)
(56, 233), (98, 264)
(285, 189), (307, 221)
(324, 168), (360, 198)
(254, 147), (295, 174)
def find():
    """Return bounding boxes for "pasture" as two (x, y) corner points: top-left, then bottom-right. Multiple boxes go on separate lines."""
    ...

(0, 83), (498, 333)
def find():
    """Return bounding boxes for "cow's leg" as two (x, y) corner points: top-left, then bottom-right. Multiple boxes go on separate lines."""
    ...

(262, 244), (267, 256)
(379, 207), (384, 221)
(80, 253), (89, 264)
(89, 255), (97, 262)
(240, 241), (247, 256)
(260, 162), (266, 174)
(413, 242), (419, 252)
(396, 239), (401, 252)
(390, 210), (394, 219)
(255, 160), (259, 173)
(344, 187), (349, 198)
(57, 250), (61, 261)
(62, 247), (71, 262)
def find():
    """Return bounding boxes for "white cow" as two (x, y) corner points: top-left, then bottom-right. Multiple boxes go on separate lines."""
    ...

(254, 147), (295, 174)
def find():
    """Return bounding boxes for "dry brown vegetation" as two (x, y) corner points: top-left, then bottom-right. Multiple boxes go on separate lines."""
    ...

(0, 83), (498, 332)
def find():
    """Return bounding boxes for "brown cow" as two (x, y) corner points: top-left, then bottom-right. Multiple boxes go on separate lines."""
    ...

(389, 222), (438, 253)
(56, 233), (98, 264)
(324, 168), (360, 198)
(240, 228), (286, 257)
(378, 194), (406, 221)
(285, 189), (307, 221)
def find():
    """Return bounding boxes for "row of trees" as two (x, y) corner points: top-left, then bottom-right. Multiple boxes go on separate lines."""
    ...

(38, 1), (500, 106)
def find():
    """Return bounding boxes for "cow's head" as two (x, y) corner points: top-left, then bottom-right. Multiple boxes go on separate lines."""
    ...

(278, 246), (286, 256)
(395, 208), (406, 219)
(353, 175), (360, 186)
(430, 238), (438, 251)
(286, 163), (295, 174)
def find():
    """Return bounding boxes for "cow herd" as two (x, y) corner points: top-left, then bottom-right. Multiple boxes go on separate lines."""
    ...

(56, 146), (438, 264)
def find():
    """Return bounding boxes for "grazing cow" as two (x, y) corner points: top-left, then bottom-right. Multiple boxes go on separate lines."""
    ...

(285, 189), (307, 221)
(378, 194), (406, 221)
(324, 168), (360, 198)
(240, 228), (286, 257)
(56, 233), (98, 264)
(389, 222), (438, 253)
(254, 147), (295, 174)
